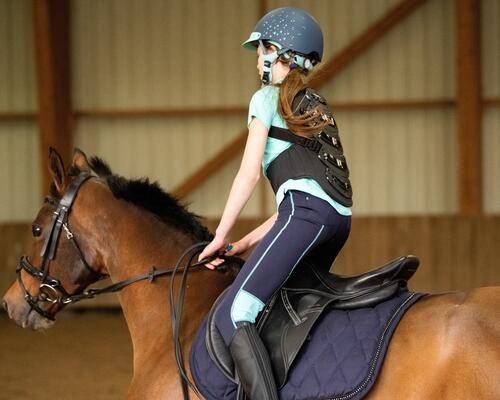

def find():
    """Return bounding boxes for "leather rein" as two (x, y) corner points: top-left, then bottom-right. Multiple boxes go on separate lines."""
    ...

(16, 172), (219, 399)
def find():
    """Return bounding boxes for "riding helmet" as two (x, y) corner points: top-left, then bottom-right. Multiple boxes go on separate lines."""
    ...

(242, 7), (324, 63)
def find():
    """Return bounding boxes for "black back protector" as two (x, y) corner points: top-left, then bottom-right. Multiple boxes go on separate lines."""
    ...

(266, 88), (353, 207)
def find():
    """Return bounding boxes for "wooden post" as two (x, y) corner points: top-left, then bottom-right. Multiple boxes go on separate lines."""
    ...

(33, 0), (73, 195)
(456, 0), (482, 215)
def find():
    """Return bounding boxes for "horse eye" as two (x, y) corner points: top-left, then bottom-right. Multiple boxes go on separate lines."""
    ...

(32, 225), (42, 237)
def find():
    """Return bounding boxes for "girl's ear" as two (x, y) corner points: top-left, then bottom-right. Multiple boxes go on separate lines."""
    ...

(48, 147), (66, 194)
(72, 148), (91, 173)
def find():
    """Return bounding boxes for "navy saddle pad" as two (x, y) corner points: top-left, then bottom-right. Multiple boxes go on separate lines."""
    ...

(190, 289), (425, 400)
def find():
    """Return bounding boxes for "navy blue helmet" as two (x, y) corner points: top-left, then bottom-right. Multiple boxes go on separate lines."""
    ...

(242, 7), (324, 63)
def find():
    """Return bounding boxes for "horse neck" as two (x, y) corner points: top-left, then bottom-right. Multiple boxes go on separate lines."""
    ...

(94, 200), (233, 366)
(103, 206), (191, 353)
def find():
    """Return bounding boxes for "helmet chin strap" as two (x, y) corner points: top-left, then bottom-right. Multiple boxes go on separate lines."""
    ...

(259, 40), (279, 86)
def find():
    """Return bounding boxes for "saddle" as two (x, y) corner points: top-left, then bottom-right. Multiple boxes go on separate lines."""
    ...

(206, 255), (419, 389)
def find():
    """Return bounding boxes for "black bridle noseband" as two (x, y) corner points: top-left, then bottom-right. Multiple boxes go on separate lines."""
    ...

(15, 172), (221, 399)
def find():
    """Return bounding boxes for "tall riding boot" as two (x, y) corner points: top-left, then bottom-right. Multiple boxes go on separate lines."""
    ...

(229, 321), (279, 400)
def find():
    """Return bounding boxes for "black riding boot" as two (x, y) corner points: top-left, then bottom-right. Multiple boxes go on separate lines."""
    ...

(229, 321), (279, 400)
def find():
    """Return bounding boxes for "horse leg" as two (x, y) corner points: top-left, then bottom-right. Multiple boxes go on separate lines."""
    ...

(367, 288), (500, 399)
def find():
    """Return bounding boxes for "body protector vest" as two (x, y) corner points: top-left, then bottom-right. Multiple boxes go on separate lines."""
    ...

(266, 88), (353, 207)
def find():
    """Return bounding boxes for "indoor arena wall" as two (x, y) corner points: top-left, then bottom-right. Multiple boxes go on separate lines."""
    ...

(1, 0), (498, 220)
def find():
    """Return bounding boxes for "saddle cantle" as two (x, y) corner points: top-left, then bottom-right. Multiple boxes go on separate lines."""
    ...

(206, 255), (419, 388)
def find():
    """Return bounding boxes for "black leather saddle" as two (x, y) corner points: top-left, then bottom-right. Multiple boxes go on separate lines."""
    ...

(205, 255), (419, 388)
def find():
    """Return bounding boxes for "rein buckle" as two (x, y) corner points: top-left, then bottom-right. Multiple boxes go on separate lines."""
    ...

(148, 267), (157, 283)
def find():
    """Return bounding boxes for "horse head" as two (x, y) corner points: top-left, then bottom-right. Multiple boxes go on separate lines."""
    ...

(2, 148), (109, 329)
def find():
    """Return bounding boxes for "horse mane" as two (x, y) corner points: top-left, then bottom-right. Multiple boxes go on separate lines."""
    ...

(56, 157), (213, 243)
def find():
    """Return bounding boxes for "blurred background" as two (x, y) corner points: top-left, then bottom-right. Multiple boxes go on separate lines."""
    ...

(0, 0), (499, 399)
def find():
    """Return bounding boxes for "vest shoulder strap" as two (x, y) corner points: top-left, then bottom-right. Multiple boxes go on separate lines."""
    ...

(268, 126), (322, 153)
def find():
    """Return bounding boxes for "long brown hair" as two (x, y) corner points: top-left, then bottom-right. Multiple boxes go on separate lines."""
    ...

(263, 42), (329, 138)
(276, 64), (329, 138)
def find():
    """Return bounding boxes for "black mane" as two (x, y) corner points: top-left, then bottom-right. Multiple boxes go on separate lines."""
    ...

(86, 157), (214, 242)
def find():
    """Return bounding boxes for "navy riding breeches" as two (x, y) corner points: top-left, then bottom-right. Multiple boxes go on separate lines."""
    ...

(214, 190), (351, 346)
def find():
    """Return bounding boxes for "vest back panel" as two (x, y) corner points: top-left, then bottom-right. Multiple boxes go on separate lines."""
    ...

(266, 88), (353, 207)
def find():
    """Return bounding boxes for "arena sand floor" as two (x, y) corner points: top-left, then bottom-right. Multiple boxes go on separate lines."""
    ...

(0, 310), (132, 400)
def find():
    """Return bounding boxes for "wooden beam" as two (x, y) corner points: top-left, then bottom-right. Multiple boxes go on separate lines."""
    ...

(74, 106), (247, 119)
(456, 0), (482, 215)
(309, 0), (429, 88)
(33, 0), (73, 195)
(173, 0), (429, 198)
(173, 134), (248, 198)
(0, 97), (481, 124)
(72, 99), (454, 122)
(331, 99), (455, 110)
(0, 112), (37, 121)
(484, 98), (500, 107)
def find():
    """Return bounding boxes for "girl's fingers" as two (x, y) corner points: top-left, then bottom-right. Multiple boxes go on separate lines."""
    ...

(204, 257), (225, 270)
(199, 248), (214, 261)
(199, 241), (226, 262)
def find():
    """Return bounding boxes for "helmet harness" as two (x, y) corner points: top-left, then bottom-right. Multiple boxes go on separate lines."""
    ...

(258, 40), (315, 86)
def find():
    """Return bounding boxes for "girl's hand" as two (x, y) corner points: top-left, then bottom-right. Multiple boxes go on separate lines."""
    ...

(198, 236), (229, 270)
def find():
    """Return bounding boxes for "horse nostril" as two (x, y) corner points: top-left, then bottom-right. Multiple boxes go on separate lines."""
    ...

(2, 300), (8, 314)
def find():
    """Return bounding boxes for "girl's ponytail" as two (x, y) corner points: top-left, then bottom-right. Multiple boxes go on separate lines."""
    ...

(277, 67), (329, 138)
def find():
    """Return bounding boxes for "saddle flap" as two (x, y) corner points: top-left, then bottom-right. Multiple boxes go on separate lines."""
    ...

(205, 288), (237, 383)
(261, 288), (335, 388)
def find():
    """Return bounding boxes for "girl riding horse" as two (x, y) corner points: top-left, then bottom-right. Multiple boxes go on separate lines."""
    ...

(198, 7), (352, 399)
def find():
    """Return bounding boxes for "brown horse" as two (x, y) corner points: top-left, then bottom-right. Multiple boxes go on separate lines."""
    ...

(3, 148), (500, 399)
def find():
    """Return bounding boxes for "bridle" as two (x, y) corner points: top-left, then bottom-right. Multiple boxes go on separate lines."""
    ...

(15, 171), (224, 399)
(16, 173), (105, 320)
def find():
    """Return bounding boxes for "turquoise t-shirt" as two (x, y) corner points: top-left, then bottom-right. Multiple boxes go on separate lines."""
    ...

(247, 85), (352, 216)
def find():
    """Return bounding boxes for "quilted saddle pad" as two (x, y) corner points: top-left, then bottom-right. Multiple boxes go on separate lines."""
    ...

(189, 289), (425, 400)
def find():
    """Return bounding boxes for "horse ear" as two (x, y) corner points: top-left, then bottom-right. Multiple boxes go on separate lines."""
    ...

(48, 147), (66, 194)
(72, 148), (91, 173)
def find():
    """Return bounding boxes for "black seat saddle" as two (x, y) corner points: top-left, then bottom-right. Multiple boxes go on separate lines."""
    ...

(285, 255), (420, 309)
(206, 255), (420, 388)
